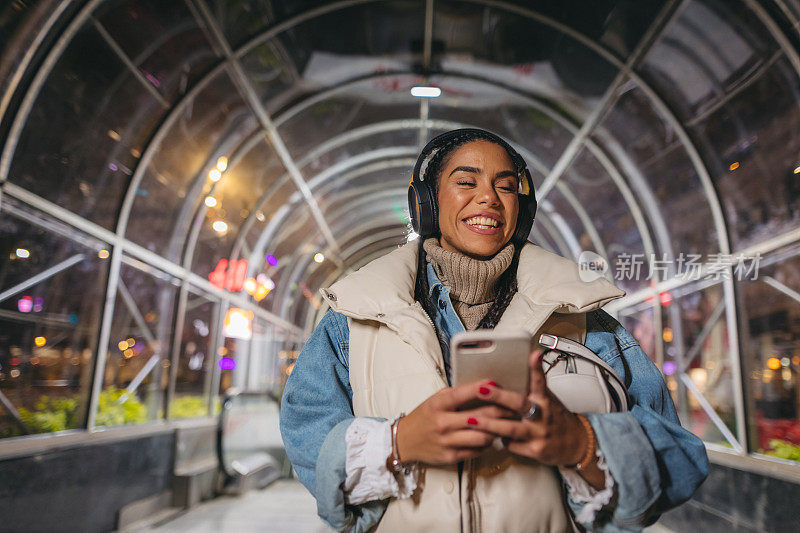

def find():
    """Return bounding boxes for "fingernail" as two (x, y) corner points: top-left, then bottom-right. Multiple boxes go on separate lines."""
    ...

(479, 386), (491, 395)
(467, 417), (478, 426)
(487, 381), (498, 387)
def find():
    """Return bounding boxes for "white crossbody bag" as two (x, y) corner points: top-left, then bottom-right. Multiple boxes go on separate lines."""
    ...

(539, 333), (628, 414)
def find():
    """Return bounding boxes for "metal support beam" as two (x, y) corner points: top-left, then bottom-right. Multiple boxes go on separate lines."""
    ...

(763, 275), (800, 305)
(680, 299), (726, 372)
(90, 18), (170, 109)
(0, 254), (84, 304)
(116, 280), (157, 345)
(536, 0), (682, 202)
(680, 373), (744, 453)
(187, 0), (342, 260)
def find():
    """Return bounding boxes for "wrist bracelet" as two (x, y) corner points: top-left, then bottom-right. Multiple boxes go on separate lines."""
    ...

(386, 413), (412, 482)
(574, 413), (596, 472)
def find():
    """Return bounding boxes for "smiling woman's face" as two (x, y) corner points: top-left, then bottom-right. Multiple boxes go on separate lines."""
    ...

(436, 140), (519, 259)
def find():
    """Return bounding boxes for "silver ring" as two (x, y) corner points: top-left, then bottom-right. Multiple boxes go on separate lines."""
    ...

(523, 401), (540, 421)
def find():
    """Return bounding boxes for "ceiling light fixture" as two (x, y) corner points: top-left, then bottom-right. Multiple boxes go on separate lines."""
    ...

(410, 86), (441, 97)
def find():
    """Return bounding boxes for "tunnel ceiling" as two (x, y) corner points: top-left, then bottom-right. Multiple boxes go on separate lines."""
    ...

(1, 0), (800, 332)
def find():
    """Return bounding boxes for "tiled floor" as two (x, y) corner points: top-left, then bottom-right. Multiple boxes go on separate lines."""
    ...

(144, 479), (672, 532)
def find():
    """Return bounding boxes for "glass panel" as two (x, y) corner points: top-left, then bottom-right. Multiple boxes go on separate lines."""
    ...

(200, 0), (281, 48)
(542, 183), (620, 266)
(241, 179), (300, 274)
(317, 160), (410, 225)
(8, 23), (165, 230)
(640, 0), (780, 121)
(189, 138), (287, 277)
(276, 75), (420, 162)
(619, 306), (658, 364)
(298, 127), (418, 186)
(219, 305), (252, 394)
(0, 199), (108, 438)
(498, 0), (667, 60)
(666, 282), (737, 446)
(685, 393), (733, 448)
(233, 1), (424, 113)
(529, 220), (561, 254)
(738, 245), (800, 460)
(94, 0), (218, 103)
(169, 287), (219, 419)
(212, 0), (424, 53)
(239, 37), (303, 115)
(426, 77), (574, 171)
(0, 1), (40, 49)
(436, 1), (619, 116)
(593, 83), (722, 259)
(781, 0), (800, 22)
(100, 259), (179, 426)
(247, 320), (290, 392)
(256, 203), (320, 302)
(561, 147), (650, 293)
(286, 237), (332, 327)
(124, 73), (251, 260)
(688, 53), (800, 250)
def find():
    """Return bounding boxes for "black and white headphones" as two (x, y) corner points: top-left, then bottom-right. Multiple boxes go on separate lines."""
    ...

(407, 128), (537, 245)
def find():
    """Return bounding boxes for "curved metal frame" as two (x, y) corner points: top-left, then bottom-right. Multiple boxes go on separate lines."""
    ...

(1, 0), (799, 460)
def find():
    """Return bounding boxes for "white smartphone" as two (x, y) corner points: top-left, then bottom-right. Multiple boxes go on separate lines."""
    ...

(450, 329), (533, 397)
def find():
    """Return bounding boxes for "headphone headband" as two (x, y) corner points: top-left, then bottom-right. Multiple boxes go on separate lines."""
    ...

(408, 128), (537, 244)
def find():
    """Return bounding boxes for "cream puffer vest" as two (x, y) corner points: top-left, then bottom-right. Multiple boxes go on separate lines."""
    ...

(322, 242), (625, 533)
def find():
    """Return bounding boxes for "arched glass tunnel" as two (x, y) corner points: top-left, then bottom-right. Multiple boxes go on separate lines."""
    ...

(1, 0), (800, 525)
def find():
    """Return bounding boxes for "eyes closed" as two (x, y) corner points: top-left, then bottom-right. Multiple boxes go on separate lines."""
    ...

(453, 177), (517, 193)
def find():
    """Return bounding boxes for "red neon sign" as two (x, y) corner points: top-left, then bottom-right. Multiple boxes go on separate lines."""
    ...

(209, 259), (248, 292)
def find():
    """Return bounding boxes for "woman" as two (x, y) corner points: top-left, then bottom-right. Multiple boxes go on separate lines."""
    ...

(280, 129), (708, 532)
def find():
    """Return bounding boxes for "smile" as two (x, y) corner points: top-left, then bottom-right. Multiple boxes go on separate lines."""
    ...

(464, 216), (500, 228)
(462, 215), (503, 234)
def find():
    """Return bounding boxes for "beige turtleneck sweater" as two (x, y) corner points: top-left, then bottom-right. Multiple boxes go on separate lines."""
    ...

(422, 238), (514, 330)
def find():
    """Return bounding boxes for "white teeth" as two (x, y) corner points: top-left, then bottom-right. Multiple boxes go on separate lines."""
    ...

(465, 216), (498, 228)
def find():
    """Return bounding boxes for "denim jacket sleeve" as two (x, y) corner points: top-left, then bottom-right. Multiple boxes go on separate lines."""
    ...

(279, 309), (388, 531)
(573, 309), (709, 531)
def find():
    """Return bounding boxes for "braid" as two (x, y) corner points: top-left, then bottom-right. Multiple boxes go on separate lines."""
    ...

(414, 238), (437, 324)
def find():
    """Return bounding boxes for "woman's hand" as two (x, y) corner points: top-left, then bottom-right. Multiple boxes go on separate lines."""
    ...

(466, 350), (605, 488)
(396, 381), (517, 465)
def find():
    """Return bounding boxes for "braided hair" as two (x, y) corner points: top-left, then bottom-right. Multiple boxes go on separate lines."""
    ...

(413, 130), (524, 330)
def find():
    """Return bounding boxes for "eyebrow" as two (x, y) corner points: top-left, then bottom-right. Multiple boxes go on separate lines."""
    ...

(448, 166), (518, 179)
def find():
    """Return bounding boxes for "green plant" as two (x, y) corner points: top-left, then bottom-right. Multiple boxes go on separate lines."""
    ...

(3, 389), (223, 439)
(17, 395), (79, 434)
(763, 439), (800, 462)
(95, 387), (146, 426)
(168, 395), (209, 419)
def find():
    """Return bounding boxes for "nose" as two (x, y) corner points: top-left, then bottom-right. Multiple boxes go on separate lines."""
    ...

(475, 181), (501, 207)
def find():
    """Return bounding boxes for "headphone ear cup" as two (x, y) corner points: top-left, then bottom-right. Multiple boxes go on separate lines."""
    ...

(408, 185), (421, 233)
(513, 196), (536, 244)
(408, 182), (437, 236)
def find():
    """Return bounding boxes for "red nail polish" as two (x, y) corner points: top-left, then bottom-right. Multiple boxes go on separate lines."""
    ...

(467, 417), (478, 426)
(479, 386), (490, 395)
(487, 381), (498, 387)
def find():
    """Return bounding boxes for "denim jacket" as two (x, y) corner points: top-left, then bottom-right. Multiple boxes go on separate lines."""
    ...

(280, 265), (708, 532)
